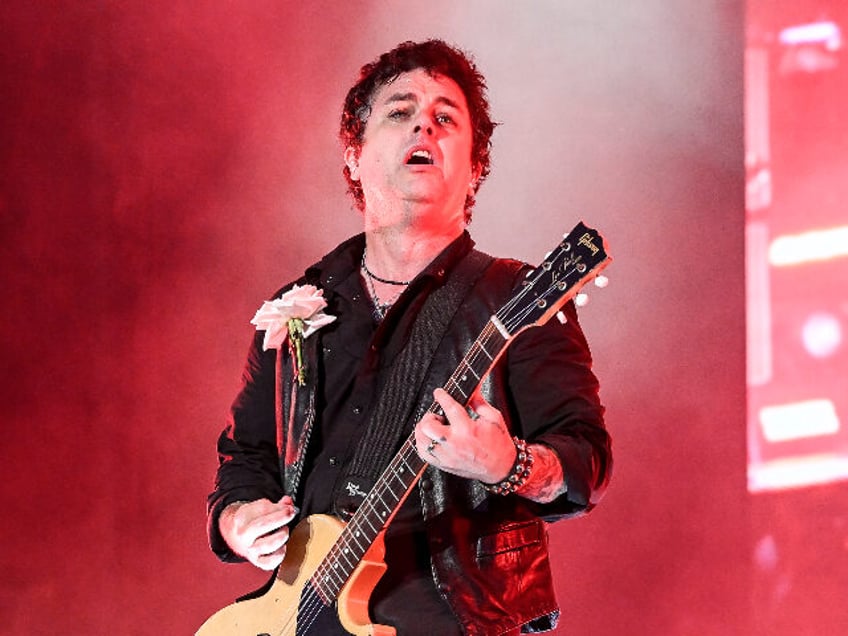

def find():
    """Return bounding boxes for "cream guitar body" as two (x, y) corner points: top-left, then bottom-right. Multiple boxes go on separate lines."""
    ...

(196, 514), (395, 636)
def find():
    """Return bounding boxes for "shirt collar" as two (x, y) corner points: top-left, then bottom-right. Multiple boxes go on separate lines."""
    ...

(308, 230), (475, 292)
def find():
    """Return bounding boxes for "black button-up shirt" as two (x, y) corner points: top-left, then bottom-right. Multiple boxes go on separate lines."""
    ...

(300, 233), (474, 634)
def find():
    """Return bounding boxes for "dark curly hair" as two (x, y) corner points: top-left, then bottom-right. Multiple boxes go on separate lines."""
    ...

(339, 39), (496, 220)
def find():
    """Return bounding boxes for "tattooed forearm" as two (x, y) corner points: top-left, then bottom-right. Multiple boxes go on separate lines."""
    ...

(518, 444), (567, 503)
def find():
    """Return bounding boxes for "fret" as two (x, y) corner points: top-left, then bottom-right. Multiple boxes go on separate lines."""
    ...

(341, 531), (366, 564)
(386, 467), (409, 491)
(400, 446), (424, 472)
(311, 580), (333, 606)
(368, 495), (392, 522)
(459, 362), (480, 381)
(379, 485), (401, 504)
(337, 531), (359, 558)
(326, 563), (345, 584)
(450, 381), (469, 399)
(319, 544), (355, 581)
(327, 541), (351, 565)
(315, 563), (346, 598)
(476, 342), (495, 360)
(358, 513), (380, 535)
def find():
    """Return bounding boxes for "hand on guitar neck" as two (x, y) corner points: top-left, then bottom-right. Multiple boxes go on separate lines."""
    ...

(415, 388), (567, 504)
(219, 496), (298, 571)
(415, 388), (516, 483)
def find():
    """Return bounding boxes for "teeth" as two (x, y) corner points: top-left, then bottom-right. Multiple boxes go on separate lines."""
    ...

(408, 149), (433, 165)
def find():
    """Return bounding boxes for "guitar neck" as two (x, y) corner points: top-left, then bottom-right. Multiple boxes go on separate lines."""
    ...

(308, 221), (610, 603)
(309, 322), (510, 602)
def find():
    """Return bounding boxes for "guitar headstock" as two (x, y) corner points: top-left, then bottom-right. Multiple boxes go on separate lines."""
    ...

(497, 221), (611, 335)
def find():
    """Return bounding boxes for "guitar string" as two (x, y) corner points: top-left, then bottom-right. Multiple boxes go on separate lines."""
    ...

(497, 274), (555, 328)
(291, 444), (425, 634)
(278, 342), (526, 634)
(308, 331), (519, 591)
(310, 323), (515, 593)
(288, 583), (326, 635)
(276, 263), (577, 634)
(496, 253), (561, 320)
(287, 439), (429, 633)
(312, 325), (508, 588)
(291, 331), (513, 632)
(499, 263), (580, 332)
(313, 443), (420, 597)
(497, 244), (584, 329)
(292, 329), (527, 631)
(293, 568), (362, 636)
(306, 449), (421, 599)
(290, 459), (425, 632)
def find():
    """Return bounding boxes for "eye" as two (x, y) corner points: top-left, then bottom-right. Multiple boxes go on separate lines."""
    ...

(435, 113), (455, 126)
(388, 108), (410, 120)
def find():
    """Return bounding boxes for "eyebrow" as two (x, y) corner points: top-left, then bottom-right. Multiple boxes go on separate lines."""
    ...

(382, 92), (463, 111)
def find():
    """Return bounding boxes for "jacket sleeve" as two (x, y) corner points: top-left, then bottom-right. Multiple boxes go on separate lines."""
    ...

(206, 329), (285, 562)
(504, 297), (612, 521)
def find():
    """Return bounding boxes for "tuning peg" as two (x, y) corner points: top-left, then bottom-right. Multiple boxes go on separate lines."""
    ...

(576, 293), (589, 307)
(594, 275), (609, 288)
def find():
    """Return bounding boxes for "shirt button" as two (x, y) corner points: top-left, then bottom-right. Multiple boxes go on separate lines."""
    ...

(325, 275), (334, 283)
(352, 406), (362, 415)
(329, 456), (338, 466)
(352, 293), (360, 301)
(420, 478), (433, 491)
(323, 346), (332, 355)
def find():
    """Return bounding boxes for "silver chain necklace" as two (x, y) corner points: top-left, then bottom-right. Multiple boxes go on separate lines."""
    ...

(361, 248), (410, 321)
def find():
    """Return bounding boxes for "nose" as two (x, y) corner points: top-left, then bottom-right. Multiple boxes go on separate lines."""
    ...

(413, 123), (433, 135)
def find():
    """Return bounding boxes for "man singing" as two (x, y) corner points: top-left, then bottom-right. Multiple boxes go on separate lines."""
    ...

(206, 39), (612, 635)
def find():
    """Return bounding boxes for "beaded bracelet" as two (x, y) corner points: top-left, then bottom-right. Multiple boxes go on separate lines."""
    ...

(482, 437), (534, 495)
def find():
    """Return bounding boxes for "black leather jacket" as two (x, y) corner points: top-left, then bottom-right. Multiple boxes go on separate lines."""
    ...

(209, 233), (612, 634)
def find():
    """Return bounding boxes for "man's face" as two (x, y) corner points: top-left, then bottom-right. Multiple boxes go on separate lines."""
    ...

(346, 69), (477, 228)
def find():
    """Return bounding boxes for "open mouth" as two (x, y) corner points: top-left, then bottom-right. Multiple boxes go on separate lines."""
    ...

(406, 149), (434, 165)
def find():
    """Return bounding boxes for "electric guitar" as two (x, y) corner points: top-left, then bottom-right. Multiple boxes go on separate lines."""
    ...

(197, 222), (611, 636)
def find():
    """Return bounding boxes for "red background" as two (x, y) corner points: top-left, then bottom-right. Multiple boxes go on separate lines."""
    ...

(2, 2), (839, 634)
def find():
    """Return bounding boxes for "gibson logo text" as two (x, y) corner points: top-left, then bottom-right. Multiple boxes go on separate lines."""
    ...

(578, 232), (599, 256)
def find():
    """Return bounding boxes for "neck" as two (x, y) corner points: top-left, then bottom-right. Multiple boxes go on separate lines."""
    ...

(364, 227), (462, 284)
(362, 202), (466, 282)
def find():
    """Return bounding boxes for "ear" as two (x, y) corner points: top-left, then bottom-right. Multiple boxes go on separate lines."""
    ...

(344, 146), (360, 181)
(468, 163), (482, 196)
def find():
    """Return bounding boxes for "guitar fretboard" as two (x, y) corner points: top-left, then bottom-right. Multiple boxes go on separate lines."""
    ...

(309, 324), (509, 602)
(305, 221), (610, 604)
